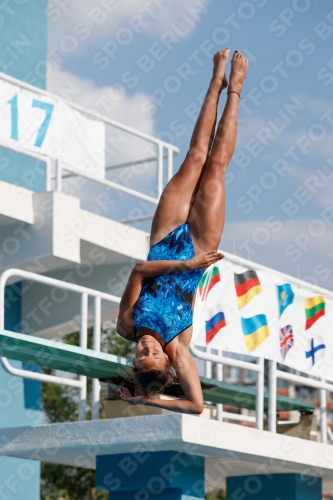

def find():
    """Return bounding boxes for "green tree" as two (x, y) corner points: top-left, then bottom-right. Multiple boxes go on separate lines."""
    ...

(205, 490), (226, 500)
(41, 326), (135, 500)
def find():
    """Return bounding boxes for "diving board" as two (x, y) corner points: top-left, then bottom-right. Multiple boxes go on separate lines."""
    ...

(200, 376), (315, 413)
(0, 330), (315, 413)
(0, 329), (128, 379)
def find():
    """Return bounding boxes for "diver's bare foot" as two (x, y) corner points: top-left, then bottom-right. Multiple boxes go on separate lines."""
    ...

(212, 49), (230, 90)
(228, 50), (248, 95)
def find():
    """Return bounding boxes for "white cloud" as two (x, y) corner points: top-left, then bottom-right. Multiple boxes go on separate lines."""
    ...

(48, 0), (210, 56)
(46, 61), (160, 215)
(47, 61), (154, 132)
(221, 218), (333, 291)
(47, 61), (156, 164)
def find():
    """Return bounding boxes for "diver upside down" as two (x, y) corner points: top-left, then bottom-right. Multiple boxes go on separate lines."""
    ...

(116, 49), (248, 414)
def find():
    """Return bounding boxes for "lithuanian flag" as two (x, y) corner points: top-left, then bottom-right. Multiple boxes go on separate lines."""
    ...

(198, 266), (220, 300)
(305, 296), (325, 330)
(241, 314), (270, 352)
(234, 270), (262, 309)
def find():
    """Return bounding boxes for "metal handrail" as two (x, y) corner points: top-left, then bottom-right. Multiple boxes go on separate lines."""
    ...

(55, 161), (159, 205)
(0, 71), (179, 208)
(0, 268), (120, 421)
(222, 251), (333, 300)
(268, 360), (333, 444)
(190, 344), (264, 430)
(0, 71), (179, 153)
(191, 346), (333, 442)
(0, 139), (53, 192)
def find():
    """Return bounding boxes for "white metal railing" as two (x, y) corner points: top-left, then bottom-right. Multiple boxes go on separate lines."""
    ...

(54, 161), (159, 206)
(0, 139), (53, 192)
(190, 344), (264, 430)
(268, 360), (333, 444)
(191, 345), (333, 443)
(0, 71), (179, 214)
(0, 268), (120, 421)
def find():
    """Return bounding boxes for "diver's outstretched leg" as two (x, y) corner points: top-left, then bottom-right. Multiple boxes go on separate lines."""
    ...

(188, 50), (248, 253)
(150, 49), (230, 247)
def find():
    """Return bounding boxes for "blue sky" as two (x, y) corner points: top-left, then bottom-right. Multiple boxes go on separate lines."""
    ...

(47, 0), (333, 290)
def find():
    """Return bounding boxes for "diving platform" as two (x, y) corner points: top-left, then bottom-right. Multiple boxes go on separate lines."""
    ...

(0, 329), (315, 414)
(1, 414), (332, 496)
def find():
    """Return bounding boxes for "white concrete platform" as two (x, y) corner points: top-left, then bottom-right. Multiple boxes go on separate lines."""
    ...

(0, 179), (150, 338)
(1, 414), (333, 494)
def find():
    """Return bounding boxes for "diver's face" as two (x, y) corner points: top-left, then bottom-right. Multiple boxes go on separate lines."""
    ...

(134, 335), (167, 370)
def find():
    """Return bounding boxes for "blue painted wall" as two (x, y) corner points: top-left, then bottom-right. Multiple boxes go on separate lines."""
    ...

(0, 2), (48, 496)
(96, 451), (205, 499)
(226, 473), (322, 500)
(0, 283), (41, 499)
(0, 0), (48, 192)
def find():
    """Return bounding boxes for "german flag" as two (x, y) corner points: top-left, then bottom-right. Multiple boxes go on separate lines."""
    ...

(234, 270), (262, 309)
(305, 296), (325, 330)
(198, 266), (220, 300)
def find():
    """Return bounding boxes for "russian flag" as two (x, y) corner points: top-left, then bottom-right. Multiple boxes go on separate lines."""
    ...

(205, 311), (226, 344)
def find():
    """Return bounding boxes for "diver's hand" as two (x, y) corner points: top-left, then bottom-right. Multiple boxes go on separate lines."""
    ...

(187, 251), (224, 270)
(119, 387), (148, 405)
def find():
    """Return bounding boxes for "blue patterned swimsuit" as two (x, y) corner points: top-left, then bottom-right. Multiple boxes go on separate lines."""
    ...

(133, 223), (205, 347)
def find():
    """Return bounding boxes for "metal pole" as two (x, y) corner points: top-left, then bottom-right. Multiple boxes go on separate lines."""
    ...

(157, 143), (163, 198)
(319, 380), (327, 444)
(205, 346), (212, 378)
(268, 360), (277, 433)
(79, 293), (88, 421)
(45, 159), (52, 192)
(92, 297), (101, 420)
(216, 349), (223, 422)
(56, 159), (62, 192)
(256, 357), (264, 430)
(167, 148), (173, 182)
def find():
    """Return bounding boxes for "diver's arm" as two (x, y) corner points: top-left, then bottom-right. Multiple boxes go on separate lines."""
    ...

(134, 251), (223, 278)
(116, 269), (144, 341)
(150, 347), (204, 414)
(119, 348), (204, 414)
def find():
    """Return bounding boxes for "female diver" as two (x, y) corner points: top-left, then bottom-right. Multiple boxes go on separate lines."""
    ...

(117, 49), (248, 414)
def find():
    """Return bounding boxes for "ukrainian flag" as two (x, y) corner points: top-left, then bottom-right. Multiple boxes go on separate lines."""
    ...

(241, 314), (270, 352)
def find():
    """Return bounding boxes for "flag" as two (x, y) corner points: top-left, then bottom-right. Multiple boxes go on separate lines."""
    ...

(305, 338), (326, 366)
(279, 325), (294, 361)
(305, 296), (325, 330)
(276, 284), (294, 317)
(205, 311), (226, 344)
(198, 266), (221, 300)
(241, 314), (270, 352)
(234, 270), (262, 309)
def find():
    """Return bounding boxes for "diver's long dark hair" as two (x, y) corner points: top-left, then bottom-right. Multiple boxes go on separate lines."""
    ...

(128, 359), (178, 397)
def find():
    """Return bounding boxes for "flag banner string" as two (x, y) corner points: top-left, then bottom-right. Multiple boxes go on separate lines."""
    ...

(193, 259), (333, 382)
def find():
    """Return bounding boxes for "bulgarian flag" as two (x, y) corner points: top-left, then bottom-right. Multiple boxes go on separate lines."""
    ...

(305, 296), (325, 330)
(198, 266), (221, 300)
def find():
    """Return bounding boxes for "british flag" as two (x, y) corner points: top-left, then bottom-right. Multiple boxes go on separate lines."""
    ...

(279, 325), (294, 361)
